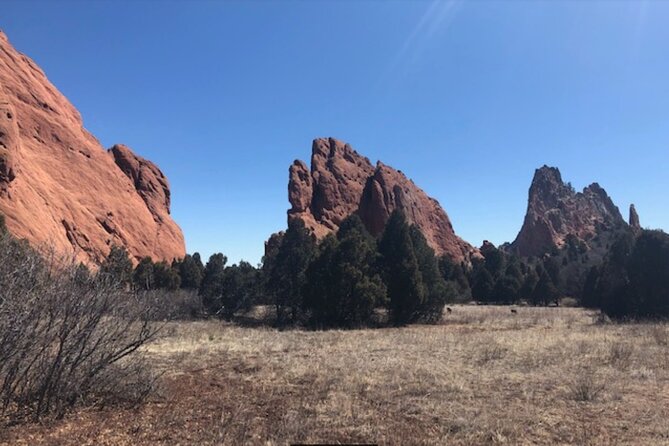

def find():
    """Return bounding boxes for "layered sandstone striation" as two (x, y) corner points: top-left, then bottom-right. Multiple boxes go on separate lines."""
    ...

(0, 30), (185, 264)
(511, 166), (626, 257)
(288, 137), (477, 262)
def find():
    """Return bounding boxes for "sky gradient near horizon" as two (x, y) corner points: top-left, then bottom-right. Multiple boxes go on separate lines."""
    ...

(2, 0), (669, 264)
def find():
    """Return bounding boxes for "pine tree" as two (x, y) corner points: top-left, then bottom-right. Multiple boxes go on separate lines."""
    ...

(199, 253), (227, 315)
(177, 253), (205, 290)
(304, 216), (386, 328)
(219, 261), (259, 321)
(532, 270), (559, 306)
(409, 225), (449, 322)
(378, 210), (425, 326)
(133, 257), (155, 290)
(472, 267), (494, 303)
(100, 245), (133, 287)
(268, 218), (316, 326)
(154, 261), (181, 290)
(519, 268), (539, 302)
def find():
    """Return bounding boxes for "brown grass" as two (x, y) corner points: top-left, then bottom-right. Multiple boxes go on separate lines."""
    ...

(2, 305), (669, 445)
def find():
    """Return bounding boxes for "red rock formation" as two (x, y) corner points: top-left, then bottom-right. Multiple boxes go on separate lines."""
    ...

(0, 30), (185, 264)
(511, 166), (626, 257)
(288, 137), (477, 262)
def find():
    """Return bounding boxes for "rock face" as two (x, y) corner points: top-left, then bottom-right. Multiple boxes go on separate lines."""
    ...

(0, 30), (185, 264)
(288, 137), (477, 262)
(629, 204), (641, 231)
(511, 166), (626, 257)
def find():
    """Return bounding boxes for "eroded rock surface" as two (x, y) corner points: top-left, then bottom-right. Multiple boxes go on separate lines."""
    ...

(0, 30), (185, 264)
(288, 137), (477, 262)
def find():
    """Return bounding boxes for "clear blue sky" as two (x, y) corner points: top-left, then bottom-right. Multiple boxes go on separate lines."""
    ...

(3, 1), (669, 264)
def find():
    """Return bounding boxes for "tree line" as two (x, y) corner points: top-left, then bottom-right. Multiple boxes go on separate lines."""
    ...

(98, 212), (669, 323)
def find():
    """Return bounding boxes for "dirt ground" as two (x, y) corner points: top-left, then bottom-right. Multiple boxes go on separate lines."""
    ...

(3, 305), (669, 445)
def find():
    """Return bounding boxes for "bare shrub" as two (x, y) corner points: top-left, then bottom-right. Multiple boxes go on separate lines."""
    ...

(568, 370), (605, 402)
(607, 342), (633, 369)
(0, 234), (159, 422)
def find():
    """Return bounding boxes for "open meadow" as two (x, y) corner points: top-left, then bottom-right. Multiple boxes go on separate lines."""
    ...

(3, 305), (669, 445)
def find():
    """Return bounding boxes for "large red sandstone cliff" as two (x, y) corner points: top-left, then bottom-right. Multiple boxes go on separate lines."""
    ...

(511, 166), (626, 257)
(288, 137), (477, 262)
(0, 31), (185, 264)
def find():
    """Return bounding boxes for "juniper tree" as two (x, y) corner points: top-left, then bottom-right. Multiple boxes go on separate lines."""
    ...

(378, 210), (425, 326)
(304, 216), (386, 328)
(268, 218), (316, 326)
(409, 225), (449, 322)
(199, 253), (227, 315)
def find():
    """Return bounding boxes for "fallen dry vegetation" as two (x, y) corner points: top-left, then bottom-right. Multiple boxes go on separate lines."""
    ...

(2, 306), (669, 445)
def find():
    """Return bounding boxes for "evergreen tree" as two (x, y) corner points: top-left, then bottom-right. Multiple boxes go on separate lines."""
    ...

(177, 253), (205, 290)
(378, 210), (425, 326)
(219, 261), (259, 321)
(439, 257), (471, 298)
(133, 257), (155, 290)
(154, 261), (181, 290)
(100, 245), (133, 287)
(305, 216), (386, 328)
(519, 268), (539, 301)
(532, 270), (559, 306)
(598, 230), (669, 318)
(482, 245), (505, 278)
(492, 275), (521, 304)
(409, 225), (449, 322)
(199, 253), (227, 314)
(543, 256), (562, 291)
(472, 267), (494, 303)
(268, 218), (316, 326)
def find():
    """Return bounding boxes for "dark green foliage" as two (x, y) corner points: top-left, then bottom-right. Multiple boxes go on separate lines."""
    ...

(176, 253), (204, 290)
(218, 261), (260, 321)
(543, 256), (562, 290)
(519, 268), (539, 301)
(153, 261), (181, 290)
(409, 225), (449, 322)
(133, 257), (181, 291)
(472, 267), (494, 302)
(439, 256), (472, 301)
(532, 270), (559, 306)
(199, 253), (227, 314)
(0, 213), (6, 234)
(304, 216), (386, 328)
(482, 245), (505, 278)
(99, 245), (133, 287)
(378, 211), (425, 326)
(492, 275), (521, 304)
(267, 219), (316, 326)
(581, 266), (601, 308)
(133, 257), (155, 290)
(588, 230), (669, 319)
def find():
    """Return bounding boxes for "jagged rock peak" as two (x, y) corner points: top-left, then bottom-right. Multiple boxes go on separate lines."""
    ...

(287, 137), (478, 262)
(629, 204), (641, 230)
(0, 30), (185, 265)
(511, 165), (626, 257)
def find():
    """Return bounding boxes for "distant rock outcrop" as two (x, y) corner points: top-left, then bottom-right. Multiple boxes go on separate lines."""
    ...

(629, 204), (641, 231)
(0, 30), (185, 264)
(511, 166), (626, 257)
(287, 137), (477, 262)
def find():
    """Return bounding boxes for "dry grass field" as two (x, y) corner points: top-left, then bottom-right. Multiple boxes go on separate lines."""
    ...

(3, 305), (669, 445)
